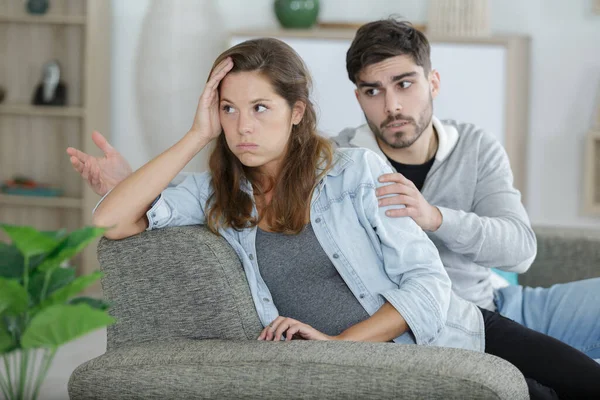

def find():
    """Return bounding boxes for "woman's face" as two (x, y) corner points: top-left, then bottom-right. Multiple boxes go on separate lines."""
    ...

(219, 71), (304, 177)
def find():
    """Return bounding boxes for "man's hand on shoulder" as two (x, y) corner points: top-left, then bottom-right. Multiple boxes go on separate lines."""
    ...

(376, 172), (443, 232)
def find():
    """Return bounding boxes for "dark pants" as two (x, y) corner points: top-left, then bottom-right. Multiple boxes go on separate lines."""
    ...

(480, 307), (600, 399)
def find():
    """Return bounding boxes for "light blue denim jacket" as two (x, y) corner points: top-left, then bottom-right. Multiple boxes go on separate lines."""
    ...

(143, 148), (485, 351)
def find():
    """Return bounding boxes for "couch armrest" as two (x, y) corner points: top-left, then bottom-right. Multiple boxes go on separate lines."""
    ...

(69, 339), (527, 400)
(520, 227), (600, 287)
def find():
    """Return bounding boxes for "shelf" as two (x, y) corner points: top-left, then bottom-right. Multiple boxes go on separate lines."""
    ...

(584, 132), (600, 215)
(0, 194), (83, 209)
(0, 104), (85, 118)
(230, 29), (529, 45)
(0, 14), (86, 25)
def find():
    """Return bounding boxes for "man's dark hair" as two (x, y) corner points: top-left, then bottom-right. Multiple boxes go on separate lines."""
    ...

(346, 19), (431, 84)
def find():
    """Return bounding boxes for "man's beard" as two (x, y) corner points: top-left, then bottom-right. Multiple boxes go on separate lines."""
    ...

(366, 96), (433, 149)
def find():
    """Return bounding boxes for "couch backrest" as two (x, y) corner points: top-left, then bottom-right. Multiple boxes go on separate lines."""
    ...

(522, 227), (600, 287)
(97, 225), (263, 350)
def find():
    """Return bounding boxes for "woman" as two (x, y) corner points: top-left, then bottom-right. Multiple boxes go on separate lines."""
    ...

(92, 38), (600, 399)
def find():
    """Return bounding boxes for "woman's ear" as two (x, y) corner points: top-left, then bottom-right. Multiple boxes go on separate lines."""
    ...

(291, 101), (306, 126)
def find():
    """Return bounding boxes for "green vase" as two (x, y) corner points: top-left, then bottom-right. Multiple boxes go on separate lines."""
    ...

(26, 0), (50, 15)
(274, 0), (319, 29)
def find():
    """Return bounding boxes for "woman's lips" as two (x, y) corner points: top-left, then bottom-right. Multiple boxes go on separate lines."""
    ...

(237, 143), (259, 150)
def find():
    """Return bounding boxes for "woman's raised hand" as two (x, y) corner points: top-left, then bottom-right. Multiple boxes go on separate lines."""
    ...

(189, 57), (234, 142)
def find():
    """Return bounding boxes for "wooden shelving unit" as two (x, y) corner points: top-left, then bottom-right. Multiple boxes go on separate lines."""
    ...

(0, 194), (83, 208)
(0, 0), (111, 281)
(0, 14), (86, 25)
(584, 130), (600, 215)
(0, 104), (85, 118)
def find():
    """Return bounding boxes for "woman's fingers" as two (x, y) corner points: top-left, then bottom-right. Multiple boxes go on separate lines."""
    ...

(274, 322), (292, 341)
(202, 58), (234, 101)
(91, 131), (116, 156)
(89, 161), (101, 189)
(258, 318), (305, 341)
(70, 156), (84, 174)
(208, 57), (233, 87)
(81, 159), (92, 181)
(257, 327), (268, 340)
(285, 325), (301, 341)
(66, 147), (90, 164)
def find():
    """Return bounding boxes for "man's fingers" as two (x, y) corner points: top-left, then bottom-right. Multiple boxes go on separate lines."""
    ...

(384, 208), (411, 218)
(376, 183), (413, 198)
(378, 195), (416, 207)
(92, 131), (116, 155)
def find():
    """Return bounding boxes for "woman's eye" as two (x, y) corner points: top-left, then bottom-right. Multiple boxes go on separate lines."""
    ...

(222, 105), (235, 114)
(399, 81), (412, 89)
(255, 104), (267, 113)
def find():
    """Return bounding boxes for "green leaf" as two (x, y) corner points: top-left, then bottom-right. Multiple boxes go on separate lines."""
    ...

(37, 227), (106, 273)
(38, 271), (103, 309)
(0, 278), (29, 316)
(0, 224), (60, 258)
(29, 268), (76, 304)
(40, 229), (68, 241)
(69, 297), (111, 311)
(21, 304), (115, 349)
(0, 324), (15, 353)
(0, 242), (24, 279)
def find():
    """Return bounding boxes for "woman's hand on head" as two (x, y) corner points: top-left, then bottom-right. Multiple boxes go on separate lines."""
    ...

(257, 316), (338, 341)
(189, 57), (234, 142)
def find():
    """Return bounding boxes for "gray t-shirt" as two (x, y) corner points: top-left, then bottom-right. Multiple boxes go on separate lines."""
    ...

(255, 223), (370, 336)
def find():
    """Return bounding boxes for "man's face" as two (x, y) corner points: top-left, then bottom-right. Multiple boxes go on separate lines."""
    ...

(354, 55), (440, 149)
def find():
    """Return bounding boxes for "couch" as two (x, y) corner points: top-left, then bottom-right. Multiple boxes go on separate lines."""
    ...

(68, 225), (600, 399)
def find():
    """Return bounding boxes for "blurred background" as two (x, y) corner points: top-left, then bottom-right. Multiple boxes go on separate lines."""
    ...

(111, 0), (600, 229)
(0, 0), (598, 398)
(0, 1), (598, 273)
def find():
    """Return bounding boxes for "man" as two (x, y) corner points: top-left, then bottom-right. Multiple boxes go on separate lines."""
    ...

(68, 19), (600, 361)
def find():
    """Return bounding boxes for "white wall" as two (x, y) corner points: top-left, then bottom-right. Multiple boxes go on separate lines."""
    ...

(110, 0), (600, 228)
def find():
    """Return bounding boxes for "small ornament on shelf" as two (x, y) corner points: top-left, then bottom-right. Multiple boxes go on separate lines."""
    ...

(26, 0), (50, 15)
(428, 0), (490, 37)
(274, 0), (320, 29)
(1, 176), (63, 197)
(32, 60), (67, 106)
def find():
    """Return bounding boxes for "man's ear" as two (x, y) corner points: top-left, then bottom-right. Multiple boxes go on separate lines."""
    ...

(354, 88), (360, 100)
(292, 101), (306, 125)
(430, 69), (441, 99)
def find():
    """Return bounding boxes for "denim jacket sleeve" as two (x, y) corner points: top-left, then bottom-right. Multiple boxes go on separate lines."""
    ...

(361, 151), (452, 345)
(145, 172), (211, 230)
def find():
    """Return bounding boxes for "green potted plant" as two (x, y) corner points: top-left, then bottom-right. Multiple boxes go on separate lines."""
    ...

(0, 224), (115, 400)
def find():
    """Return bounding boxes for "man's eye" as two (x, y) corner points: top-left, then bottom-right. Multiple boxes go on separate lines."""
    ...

(365, 88), (380, 96)
(255, 104), (267, 113)
(399, 81), (412, 89)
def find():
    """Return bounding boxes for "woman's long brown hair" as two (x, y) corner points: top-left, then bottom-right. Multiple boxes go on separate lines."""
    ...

(206, 38), (333, 235)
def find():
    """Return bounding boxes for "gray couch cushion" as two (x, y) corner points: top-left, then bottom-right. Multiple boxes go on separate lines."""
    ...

(522, 227), (600, 287)
(69, 339), (528, 400)
(98, 225), (263, 350)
